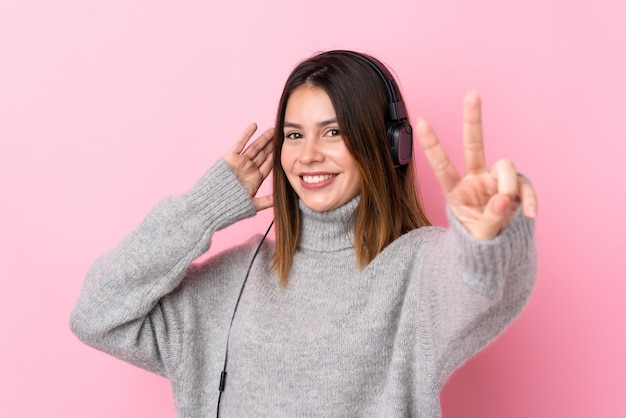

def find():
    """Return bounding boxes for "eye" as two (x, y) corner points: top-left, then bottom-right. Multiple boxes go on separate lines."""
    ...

(325, 128), (341, 137)
(285, 132), (303, 140)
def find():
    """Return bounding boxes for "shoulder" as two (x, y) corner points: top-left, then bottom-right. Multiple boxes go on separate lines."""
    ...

(162, 234), (275, 314)
(390, 225), (447, 253)
(189, 234), (275, 279)
(364, 225), (445, 273)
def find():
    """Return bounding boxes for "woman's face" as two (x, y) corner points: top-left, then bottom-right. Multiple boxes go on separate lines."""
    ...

(281, 86), (362, 212)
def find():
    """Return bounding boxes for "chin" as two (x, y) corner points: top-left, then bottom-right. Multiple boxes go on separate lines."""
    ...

(303, 202), (332, 212)
(301, 197), (344, 212)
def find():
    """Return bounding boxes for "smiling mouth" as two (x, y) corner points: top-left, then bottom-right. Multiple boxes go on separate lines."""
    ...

(301, 174), (337, 184)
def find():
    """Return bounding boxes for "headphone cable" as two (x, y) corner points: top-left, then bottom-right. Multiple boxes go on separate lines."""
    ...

(216, 220), (274, 416)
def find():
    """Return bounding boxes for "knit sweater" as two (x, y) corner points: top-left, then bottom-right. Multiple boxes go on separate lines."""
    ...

(70, 159), (536, 417)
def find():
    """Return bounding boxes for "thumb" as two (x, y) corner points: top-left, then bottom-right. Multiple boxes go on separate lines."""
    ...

(253, 194), (274, 212)
(474, 193), (512, 240)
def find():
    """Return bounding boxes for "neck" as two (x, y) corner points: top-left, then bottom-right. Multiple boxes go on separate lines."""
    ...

(297, 197), (359, 252)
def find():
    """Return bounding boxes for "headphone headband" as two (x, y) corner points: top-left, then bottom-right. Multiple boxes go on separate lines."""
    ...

(325, 50), (407, 119)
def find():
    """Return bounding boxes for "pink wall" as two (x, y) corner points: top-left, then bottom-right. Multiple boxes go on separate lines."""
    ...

(1, 0), (624, 416)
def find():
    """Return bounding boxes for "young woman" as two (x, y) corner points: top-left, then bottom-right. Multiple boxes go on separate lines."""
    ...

(71, 50), (537, 417)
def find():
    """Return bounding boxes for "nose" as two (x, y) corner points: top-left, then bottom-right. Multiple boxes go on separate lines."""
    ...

(299, 138), (323, 164)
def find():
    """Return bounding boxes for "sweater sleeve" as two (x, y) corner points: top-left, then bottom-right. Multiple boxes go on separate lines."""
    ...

(69, 159), (257, 377)
(419, 206), (537, 387)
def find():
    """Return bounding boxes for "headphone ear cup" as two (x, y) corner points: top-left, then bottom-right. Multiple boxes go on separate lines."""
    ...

(387, 121), (413, 166)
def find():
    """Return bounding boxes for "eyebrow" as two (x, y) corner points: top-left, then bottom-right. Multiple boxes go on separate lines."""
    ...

(283, 118), (338, 129)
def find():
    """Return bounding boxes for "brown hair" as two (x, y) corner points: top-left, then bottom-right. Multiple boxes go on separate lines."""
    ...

(272, 51), (430, 284)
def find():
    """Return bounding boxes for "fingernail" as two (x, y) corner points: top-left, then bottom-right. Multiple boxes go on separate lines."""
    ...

(494, 195), (511, 214)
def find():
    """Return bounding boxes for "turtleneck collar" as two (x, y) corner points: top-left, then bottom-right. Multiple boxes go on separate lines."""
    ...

(297, 196), (359, 252)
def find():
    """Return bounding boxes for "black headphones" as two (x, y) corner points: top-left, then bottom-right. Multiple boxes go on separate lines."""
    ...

(325, 50), (413, 166)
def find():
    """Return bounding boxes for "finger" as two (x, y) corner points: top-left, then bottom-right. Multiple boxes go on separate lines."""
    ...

(518, 175), (538, 218)
(248, 128), (275, 166)
(229, 123), (258, 154)
(253, 194), (274, 212)
(242, 127), (274, 163)
(252, 144), (273, 170)
(473, 193), (513, 240)
(463, 90), (487, 174)
(415, 118), (461, 194)
(490, 158), (519, 197)
(257, 149), (274, 180)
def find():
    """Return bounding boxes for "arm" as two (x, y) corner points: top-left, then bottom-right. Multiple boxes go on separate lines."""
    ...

(414, 91), (538, 384)
(70, 159), (256, 376)
(70, 125), (274, 376)
(421, 207), (536, 386)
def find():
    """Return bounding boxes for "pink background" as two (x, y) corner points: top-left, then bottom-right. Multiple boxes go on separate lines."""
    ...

(1, 0), (624, 416)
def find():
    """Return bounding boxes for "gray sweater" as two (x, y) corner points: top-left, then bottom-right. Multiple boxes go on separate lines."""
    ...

(70, 159), (536, 417)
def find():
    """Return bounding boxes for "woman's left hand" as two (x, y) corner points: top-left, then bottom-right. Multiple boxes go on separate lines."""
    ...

(415, 90), (538, 240)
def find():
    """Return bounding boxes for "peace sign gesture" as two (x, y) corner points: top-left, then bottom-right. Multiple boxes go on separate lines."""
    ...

(416, 91), (538, 240)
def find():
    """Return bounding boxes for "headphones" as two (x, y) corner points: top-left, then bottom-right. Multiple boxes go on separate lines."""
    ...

(325, 50), (413, 166)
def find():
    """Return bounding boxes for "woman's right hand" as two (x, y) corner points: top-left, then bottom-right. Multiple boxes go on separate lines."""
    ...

(223, 123), (275, 211)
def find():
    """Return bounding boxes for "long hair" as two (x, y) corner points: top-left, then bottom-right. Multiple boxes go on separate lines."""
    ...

(272, 51), (430, 284)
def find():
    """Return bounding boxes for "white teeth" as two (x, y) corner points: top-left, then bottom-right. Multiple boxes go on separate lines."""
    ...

(302, 174), (336, 184)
